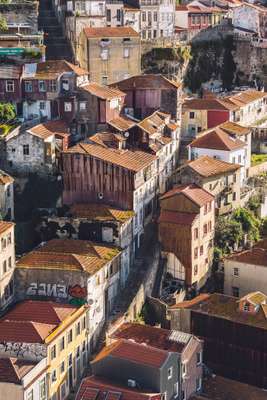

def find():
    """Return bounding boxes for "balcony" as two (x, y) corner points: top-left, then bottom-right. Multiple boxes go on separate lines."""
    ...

(216, 203), (233, 216)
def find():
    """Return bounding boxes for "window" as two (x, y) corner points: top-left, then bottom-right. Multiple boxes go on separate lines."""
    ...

(194, 247), (198, 259)
(8, 256), (12, 269)
(61, 382), (67, 400)
(27, 389), (33, 400)
(23, 144), (30, 155)
(40, 101), (46, 110)
(60, 336), (65, 351)
(182, 363), (187, 378)
(142, 11), (146, 21)
(6, 80), (14, 92)
(82, 316), (86, 330)
(204, 204), (208, 215)
(208, 202), (212, 212)
(200, 246), (203, 256)
(107, 8), (111, 21)
(194, 265), (198, 275)
(233, 173), (237, 183)
(197, 351), (203, 365)
(40, 378), (46, 400)
(68, 329), (73, 343)
(79, 101), (86, 111)
(154, 11), (157, 21)
(100, 49), (109, 60)
(123, 47), (129, 58)
(25, 81), (33, 92)
(3, 260), (7, 274)
(196, 377), (202, 391)
(64, 102), (72, 112)
(194, 228), (198, 240)
(232, 286), (239, 297)
(39, 80), (46, 92)
(76, 321), (81, 336)
(60, 361), (65, 374)
(102, 76), (108, 85)
(62, 79), (69, 91)
(189, 111), (195, 119)
(1, 238), (6, 250)
(7, 233), (11, 245)
(117, 9), (121, 21)
(233, 192), (236, 201)
(51, 344), (56, 360)
(203, 224), (207, 236)
(168, 367), (173, 379)
(208, 221), (212, 232)
(174, 382), (179, 398)
(244, 303), (250, 312)
(233, 267), (239, 276)
(238, 155), (241, 163)
(51, 369), (57, 383)
(7, 187), (10, 197)
(181, 390), (186, 400)
(49, 80), (57, 92)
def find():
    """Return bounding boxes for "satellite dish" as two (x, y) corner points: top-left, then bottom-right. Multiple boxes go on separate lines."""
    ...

(124, 131), (129, 138)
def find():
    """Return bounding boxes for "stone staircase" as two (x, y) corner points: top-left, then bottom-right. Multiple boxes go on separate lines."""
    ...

(38, 0), (74, 61)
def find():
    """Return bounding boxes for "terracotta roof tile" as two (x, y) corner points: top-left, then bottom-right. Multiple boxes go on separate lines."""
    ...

(159, 210), (197, 225)
(195, 374), (267, 400)
(189, 128), (246, 151)
(76, 376), (160, 400)
(65, 143), (157, 172)
(0, 170), (14, 185)
(81, 83), (125, 100)
(70, 203), (134, 222)
(17, 239), (121, 274)
(225, 89), (267, 106)
(0, 65), (21, 79)
(26, 60), (88, 80)
(138, 111), (168, 135)
(89, 132), (126, 148)
(110, 74), (181, 90)
(169, 293), (211, 309)
(0, 358), (37, 384)
(183, 156), (240, 178)
(183, 98), (238, 111)
(93, 339), (169, 368)
(28, 120), (69, 140)
(0, 221), (14, 235)
(180, 293), (267, 330)
(108, 115), (136, 131)
(226, 248), (267, 267)
(160, 184), (214, 206)
(0, 300), (80, 343)
(84, 27), (139, 38)
(111, 323), (193, 353)
(219, 121), (251, 136)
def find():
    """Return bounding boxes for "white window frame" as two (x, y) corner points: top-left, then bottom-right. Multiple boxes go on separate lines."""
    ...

(64, 102), (72, 112)
(168, 366), (173, 380)
(233, 267), (239, 276)
(25, 81), (33, 93)
(39, 80), (46, 92)
(79, 101), (86, 111)
(6, 80), (14, 93)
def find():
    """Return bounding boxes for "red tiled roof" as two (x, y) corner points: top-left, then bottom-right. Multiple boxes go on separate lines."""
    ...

(65, 143), (157, 172)
(169, 293), (211, 309)
(226, 89), (267, 106)
(28, 120), (69, 140)
(17, 239), (121, 274)
(108, 115), (136, 131)
(183, 98), (238, 111)
(76, 376), (161, 400)
(81, 83), (125, 100)
(111, 323), (192, 353)
(93, 339), (169, 368)
(225, 247), (267, 267)
(0, 221), (14, 235)
(219, 121), (251, 136)
(0, 358), (37, 384)
(184, 155), (240, 178)
(160, 184), (214, 207)
(27, 60), (88, 80)
(70, 204), (134, 222)
(159, 210), (197, 225)
(0, 300), (80, 343)
(84, 27), (139, 38)
(110, 74), (181, 90)
(189, 128), (246, 151)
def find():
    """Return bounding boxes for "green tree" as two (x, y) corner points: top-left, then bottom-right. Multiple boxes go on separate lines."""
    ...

(215, 217), (243, 254)
(232, 208), (260, 242)
(0, 103), (16, 122)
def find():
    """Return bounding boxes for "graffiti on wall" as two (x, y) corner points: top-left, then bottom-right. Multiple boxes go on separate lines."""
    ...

(26, 282), (87, 305)
(0, 342), (47, 361)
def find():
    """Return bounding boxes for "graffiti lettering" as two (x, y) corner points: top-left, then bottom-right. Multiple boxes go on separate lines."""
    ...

(26, 283), (68, 299)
